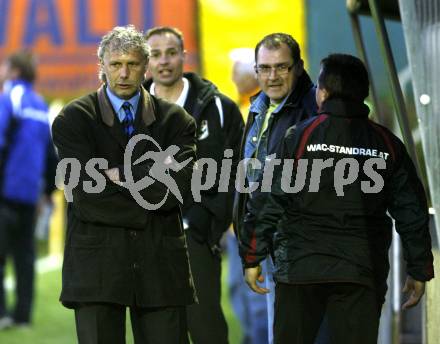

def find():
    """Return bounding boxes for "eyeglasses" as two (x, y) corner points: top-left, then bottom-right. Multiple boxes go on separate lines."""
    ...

(255, 63), (294, 76)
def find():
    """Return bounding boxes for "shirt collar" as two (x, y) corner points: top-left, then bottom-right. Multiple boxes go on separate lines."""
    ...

(149, 77), (189, 108)
(105, 85), (140, 122)
(319, 98), (370, 118)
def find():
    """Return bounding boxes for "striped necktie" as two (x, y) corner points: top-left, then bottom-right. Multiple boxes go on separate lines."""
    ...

(121, 102), (134, 138)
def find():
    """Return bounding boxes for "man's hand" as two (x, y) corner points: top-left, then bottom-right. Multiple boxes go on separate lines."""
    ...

(105, 167), (123, 185)
(402, 276), (426, 309)
(244, 265), (270, 295)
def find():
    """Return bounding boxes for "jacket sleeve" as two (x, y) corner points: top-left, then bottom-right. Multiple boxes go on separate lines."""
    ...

(0, 94), (12, 150)
(184, 96), (243, 245)
(239, 136), (291, 268)
(224, 97), (246, 194)
(232, 112), (254, 237)
(387, 139), (434, 281)
(52, 103), (150, 229)
(43, 139), (59, 197)
(206, 98), (244, 243)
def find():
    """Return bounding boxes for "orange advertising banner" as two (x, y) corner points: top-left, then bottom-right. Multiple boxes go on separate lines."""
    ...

(0, 0), (198, 99)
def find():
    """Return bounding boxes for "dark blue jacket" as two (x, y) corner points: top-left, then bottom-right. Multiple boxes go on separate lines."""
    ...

(0, 79), (52, 205)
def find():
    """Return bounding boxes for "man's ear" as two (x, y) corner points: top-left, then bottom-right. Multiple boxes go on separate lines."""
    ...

(98, 60), (107, 83)
(318, 87), (329, 104)
(98, 59), (104, 72)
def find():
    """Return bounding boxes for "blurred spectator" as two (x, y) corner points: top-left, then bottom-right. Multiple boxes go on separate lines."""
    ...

(230, 48), (260, 120)
(227, 47), (268, 344)
(144, 26), (244, 344)
(0, 50), (56, 330)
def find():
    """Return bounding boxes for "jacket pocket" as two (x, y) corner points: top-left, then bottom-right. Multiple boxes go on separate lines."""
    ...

(160, 235), (191, 290)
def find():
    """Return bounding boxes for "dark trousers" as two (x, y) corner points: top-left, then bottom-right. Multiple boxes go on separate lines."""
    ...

(0, 201), (36, 323)
(274, 282), (380, 344)
(74, 303), (189, 344)
(186, 233), (228, 344)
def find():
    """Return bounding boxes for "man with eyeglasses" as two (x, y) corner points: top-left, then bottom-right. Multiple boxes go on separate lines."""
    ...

(233, 33), (317, 343)
(244, 53), (434, 344)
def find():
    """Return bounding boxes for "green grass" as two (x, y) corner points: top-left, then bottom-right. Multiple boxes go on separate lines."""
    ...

(221, 257), (242, 343)
(0, 269), (76, 344)
(0, 255), (242, 343)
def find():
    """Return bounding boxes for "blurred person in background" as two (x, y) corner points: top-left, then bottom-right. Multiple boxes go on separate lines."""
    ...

(226, 47), (268, 344)
(233, 33), (317, 343)
(144, 26), (244, 344)
(0, 50), (56, 329)
(230, 48), (261, 121)
(52, 25), (197, 344)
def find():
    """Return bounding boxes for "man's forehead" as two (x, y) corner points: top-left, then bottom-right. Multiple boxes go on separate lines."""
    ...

(103, 49), (145, 61)
(147, 33), (181, 48)
(257, 44), (291, 62)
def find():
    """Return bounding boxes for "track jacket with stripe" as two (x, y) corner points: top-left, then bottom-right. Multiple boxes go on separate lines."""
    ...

(242, 97), (434, 299)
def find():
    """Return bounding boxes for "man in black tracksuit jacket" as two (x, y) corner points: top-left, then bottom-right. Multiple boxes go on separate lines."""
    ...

(243, 54), (434, 344)
(144, 27), (244, 344)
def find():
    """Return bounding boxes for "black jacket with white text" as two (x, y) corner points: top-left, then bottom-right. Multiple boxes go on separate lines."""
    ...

(244, 98), (434, 300)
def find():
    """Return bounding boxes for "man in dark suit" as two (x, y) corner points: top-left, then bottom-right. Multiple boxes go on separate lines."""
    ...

(52, 25), (197, 344)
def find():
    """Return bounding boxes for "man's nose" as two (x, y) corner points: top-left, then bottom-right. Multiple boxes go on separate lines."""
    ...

(120, 65), (129, 78)
(268, 68), (279, 79)
(159, 54), (169, 64)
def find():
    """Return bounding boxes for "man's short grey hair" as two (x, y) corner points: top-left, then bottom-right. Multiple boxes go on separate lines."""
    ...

(97, 25), (150, 81)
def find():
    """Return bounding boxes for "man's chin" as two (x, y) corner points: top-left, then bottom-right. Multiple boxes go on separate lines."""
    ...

(267, 92), (287, 103)
(157, 76), (180, 87)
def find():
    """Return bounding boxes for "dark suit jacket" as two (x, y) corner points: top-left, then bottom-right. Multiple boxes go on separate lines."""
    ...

(52, 85), (197, 308)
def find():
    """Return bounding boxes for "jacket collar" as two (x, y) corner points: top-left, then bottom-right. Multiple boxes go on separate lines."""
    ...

(143, 72), (218, 104)
(143, 72), (217, 118)
(98, 84), (156, 127)
(182, 72), (219, 119)
(319, 98), (370, 118)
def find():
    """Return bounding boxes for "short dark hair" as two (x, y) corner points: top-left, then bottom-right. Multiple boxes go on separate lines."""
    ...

(318, 53), (369, 102)
(145, 26), (185, 51)
(255, 33), (301, 64)
(6, 50), (37, 83)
